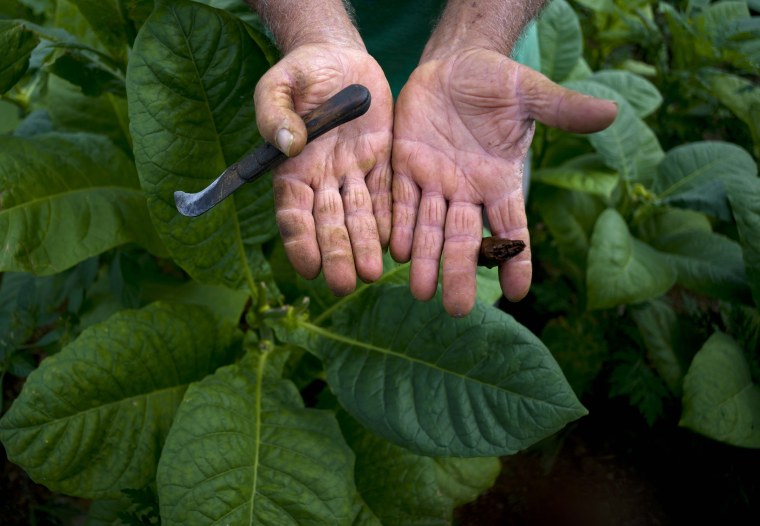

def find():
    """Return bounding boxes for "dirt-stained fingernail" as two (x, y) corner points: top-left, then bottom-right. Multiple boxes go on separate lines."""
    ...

(275, 128), (294, 156)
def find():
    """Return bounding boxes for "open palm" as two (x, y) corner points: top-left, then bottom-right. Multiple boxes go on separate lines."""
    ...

(254, 45), (393, 295)
(391, 48), (617, 316)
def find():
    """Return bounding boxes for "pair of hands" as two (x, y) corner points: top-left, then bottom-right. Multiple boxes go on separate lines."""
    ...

(254, 44), (617, 317)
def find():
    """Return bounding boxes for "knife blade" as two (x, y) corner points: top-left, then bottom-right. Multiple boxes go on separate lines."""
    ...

(174, 83), (372, 217)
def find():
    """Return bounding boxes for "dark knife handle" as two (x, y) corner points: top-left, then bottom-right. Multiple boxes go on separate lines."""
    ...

(232, 84), (372, 182)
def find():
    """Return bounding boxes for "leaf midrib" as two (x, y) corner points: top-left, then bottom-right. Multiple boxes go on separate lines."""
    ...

(657, 155), (724, 200)
(0, 185), (143, 216)
(301, 321), (560, 405)
(2, 384), (187, 431)
(166, 5), (257, 296)
(248, 351), (266, 525)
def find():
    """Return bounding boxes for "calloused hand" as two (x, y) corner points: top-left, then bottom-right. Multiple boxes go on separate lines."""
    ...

(390, 48), (617, 316)
(254, 44), (393, 295)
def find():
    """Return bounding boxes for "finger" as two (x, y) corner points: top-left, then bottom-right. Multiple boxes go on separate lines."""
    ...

(342, 175), (383, 283)
(390, 170), (420, 262)
(314, 185), (357, 296)
(273, 175), (321, 279)
(253, 68), (308, 156)
(517, 65), (618, 134)
(442, 203), (482, 317)
(409, 193), (446, 301)
(485, 188), (532, 302)
(366, 161), (392, 249)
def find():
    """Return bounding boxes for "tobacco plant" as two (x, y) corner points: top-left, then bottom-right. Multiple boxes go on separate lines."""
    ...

(530, 0), (760, 443)
(0, 1), (585, 524)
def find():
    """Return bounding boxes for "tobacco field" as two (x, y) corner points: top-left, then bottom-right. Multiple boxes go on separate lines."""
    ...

(1, 0), (759, 525)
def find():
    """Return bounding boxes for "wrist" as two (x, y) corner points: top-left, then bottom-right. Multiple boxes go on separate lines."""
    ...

(282, 26), (365, 54)
(420, 0), (545, 63)
(248, 0), (365, 54)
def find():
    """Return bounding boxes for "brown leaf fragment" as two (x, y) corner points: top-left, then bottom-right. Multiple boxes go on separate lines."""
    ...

(478, 237), (526, 268)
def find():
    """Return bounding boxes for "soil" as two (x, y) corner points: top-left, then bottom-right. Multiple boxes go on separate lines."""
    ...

(455, 394), (760, 526)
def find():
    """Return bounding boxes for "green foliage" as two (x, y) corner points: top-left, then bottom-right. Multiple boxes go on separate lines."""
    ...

(609, 346), (671, 427)
(681, 332), (760, 447)
(0, 132), (165, 274)
(586, 208), (676, 310)
(0, 1), (587, 523)
(127, 0), (277, 294)
(157, 349), (358, 525)
(0, 302), (240, 499)
(2, 1), (758, 522)
(338, 410), (500, 525)
(0, 20), (39, 94)
(289, 285), (586, 457)
(538, 0), (583, 82)
(531, 0), (760, 441)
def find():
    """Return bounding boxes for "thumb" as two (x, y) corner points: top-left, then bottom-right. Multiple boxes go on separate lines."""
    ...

(517, 65), (618, 134)
(253, 70), (308, 157)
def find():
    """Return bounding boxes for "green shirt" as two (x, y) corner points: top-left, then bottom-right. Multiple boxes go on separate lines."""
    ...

(350, 0), (540, 96)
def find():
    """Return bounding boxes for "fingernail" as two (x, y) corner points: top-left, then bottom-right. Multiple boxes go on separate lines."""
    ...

(275, 128), (294, 156)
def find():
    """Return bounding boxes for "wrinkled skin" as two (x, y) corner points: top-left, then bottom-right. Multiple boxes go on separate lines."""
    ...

(254, 44), (394, 296)
(391, 48), (617, 316)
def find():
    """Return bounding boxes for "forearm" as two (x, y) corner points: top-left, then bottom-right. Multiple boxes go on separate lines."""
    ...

(421, 0), (546, 61)
(245, 0), (363, 52)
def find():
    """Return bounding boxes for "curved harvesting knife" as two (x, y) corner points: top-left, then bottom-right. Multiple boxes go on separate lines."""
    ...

(174, 84), (372, 217)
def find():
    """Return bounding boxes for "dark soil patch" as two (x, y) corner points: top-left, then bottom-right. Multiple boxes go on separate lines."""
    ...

(455, 396), (760, 526)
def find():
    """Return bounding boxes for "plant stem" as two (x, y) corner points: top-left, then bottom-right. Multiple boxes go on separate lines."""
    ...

(312, 263), (409, 326)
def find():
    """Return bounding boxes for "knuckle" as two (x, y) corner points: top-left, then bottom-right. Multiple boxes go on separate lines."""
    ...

(419, 199), (445, 226)
(276, 210), (311, 241)
(315, 190), (343, 217)
(343, 184), (368, 211)
(413, 227), (442, 259)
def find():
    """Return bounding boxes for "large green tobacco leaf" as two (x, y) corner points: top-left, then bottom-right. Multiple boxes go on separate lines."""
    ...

(0, 132), (165, 275)
(475, 265), (503, 305)
(680, 332), (760, 448)
(0, 302), (239, 499)
(45, 75), (131, 152)
(0, 20), (39, 94)
(631, 299), (685, 394)
(66, 0), (129, 63)
(537, 0), (582, 82)
(648, 229), (751, 304)
(532, 167), (619, 198)
(142, 280), (249, 326)
(157, 349), (358, 526)
(706, 71), (760, 159)
(590, 70), (662, 118)
(533, 186), (605, 285)
(636, 206), (712, 239)
(652, 141), (750, 216)
(637, 206), (750, 302)
(586, 209), (675, 310)
(128, 0), (276, 294)
(564, 80), (663, 184)
(653, 141), (760, 306)
(338, 412), (499, 526)
(296, 284), (587, 457)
